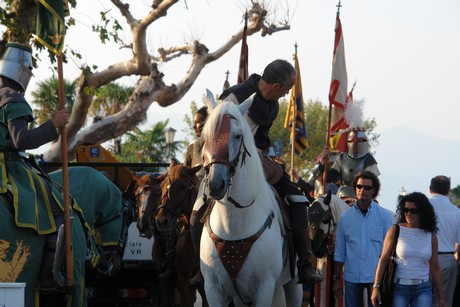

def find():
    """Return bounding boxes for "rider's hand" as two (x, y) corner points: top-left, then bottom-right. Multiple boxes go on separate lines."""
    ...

(51, 109), (70, 129)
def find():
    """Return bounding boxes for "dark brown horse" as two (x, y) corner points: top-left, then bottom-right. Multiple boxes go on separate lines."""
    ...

(154, 160), (209, 307)
(133, 165), (208, 307)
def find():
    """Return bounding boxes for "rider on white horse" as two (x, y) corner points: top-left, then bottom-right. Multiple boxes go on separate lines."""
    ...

(190, 59), (322, 288)
(0, 43), (70, 292)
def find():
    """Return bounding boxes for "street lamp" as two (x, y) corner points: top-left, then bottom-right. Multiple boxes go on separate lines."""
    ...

(163, 127), (176, 159)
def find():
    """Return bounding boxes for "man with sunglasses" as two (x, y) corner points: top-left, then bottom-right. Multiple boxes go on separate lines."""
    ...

(429, 175), (460, 307)
(332, 171), (393, 306)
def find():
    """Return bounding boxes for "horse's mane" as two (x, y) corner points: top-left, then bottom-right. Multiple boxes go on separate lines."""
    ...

(203, 100), (280, 216)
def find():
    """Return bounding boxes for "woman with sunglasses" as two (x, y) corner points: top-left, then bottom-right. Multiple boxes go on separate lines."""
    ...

(371, 192), (446, 307)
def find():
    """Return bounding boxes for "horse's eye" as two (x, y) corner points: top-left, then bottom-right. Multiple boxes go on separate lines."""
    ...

(235, 134), (242, 140)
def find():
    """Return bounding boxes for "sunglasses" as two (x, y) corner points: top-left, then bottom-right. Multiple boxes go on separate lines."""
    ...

(356, 184), (373, 191)
(404, 208), (420, 214)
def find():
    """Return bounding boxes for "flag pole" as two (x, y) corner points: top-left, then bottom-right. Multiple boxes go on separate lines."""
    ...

(323, 1), (343, 193)
(57, 53), (73, 288)
(289, 43), (299, 180)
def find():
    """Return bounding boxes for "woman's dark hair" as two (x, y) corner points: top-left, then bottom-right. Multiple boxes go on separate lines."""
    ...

(195, 106), (208, 119)
(396, 192), (438, 233)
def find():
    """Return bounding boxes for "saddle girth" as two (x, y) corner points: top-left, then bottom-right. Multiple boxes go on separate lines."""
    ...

(205, 212), (274, 279)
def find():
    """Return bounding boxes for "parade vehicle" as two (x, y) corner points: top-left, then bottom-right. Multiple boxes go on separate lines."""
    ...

(40, 144), (169, 307)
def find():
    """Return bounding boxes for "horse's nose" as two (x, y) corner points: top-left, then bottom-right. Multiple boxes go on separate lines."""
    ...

(206, 164), (229, 200)
(208, 179), (227, 200)
(155, 215), (169, 231)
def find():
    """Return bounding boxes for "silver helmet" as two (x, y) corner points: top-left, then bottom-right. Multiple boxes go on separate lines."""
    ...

(337, 185), (356, 199)
(0, 43), (33, 92)
(347, 128), (369, 159)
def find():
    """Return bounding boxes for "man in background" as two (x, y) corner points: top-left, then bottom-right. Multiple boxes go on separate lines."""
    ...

(429, 175), (460, 307)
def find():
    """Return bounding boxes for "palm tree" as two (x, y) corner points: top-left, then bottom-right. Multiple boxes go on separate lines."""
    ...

(89, 83), (134, 119)
(112, 120), (183, 163)
(89, 83), (134, 153)
(30, 76), (76, 125)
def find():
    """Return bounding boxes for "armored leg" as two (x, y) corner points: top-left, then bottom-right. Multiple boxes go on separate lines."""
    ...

(39, 238), (58, 293)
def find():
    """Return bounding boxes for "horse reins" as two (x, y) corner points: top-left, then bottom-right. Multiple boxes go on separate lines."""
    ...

(157, 173), (197, 226)
(203, 113), (253, 208)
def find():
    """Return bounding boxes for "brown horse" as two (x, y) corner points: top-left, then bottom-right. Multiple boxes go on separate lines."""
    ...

(133, 166), (208, 307)
(133, 171), (177, 307)
(154, 160), (209, 307)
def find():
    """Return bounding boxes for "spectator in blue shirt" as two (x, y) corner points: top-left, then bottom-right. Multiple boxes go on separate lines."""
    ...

(332, 171), (394, 307)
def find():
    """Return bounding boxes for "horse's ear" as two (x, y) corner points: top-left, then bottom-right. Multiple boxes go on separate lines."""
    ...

(155, 172), (167, 183)
(205, 89), (217, 111)
(189, 164), (203, 176)
(132, 171), (140, 180)
(238, 93), (255, 115)
(170, 158), (179, 167)
(324, 190), (332, 205)
(223, 93), (239, 105)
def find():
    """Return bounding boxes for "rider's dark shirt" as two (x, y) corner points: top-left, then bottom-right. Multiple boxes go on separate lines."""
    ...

(220, 74), (279, 151)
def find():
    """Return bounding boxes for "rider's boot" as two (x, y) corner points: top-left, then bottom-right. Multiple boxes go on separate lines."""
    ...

(158, 237), (177, 283)
(38, 239), (58, 294)
(158, 265), (176, 283)
(293, 229), (322, 285)
(189, 209), (204, 290)
(189, 244), (204, 290)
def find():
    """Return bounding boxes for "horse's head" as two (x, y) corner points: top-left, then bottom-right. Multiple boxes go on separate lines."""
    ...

(133, 171), (165, 239)
(155, 159), (201, 236)
(202, 95), (256, 201)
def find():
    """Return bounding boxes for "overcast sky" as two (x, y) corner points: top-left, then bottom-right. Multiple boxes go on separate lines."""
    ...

(25, 0), (460, 210)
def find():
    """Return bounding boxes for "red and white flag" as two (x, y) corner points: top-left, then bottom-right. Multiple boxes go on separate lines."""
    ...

(237, 12), (249, 84)
(328, 13), (350, 153)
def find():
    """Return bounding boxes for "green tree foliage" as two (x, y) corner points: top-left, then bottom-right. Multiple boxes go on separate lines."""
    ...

(30, 76), (76, 125)
(271, 99), (328, 175)
(450, 185), (460, 207)
(89, 83), (134, 120)
(111, 120), (183, 163)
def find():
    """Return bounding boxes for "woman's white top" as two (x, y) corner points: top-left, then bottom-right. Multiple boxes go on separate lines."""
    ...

(394, 226), (432, 280)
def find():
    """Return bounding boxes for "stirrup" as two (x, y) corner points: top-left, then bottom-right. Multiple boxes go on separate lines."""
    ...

(189, 270), (204, 290)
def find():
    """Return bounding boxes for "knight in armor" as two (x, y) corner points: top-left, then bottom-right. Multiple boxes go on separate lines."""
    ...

(0, 43), (70, 292)
(330, 127), (380, 189)
(189, 59), (322, 288)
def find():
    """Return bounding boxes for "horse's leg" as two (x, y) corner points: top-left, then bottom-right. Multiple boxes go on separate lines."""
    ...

(204, 282), (231, 307)
(158, 279), (176, 307)
(175, 234), (198, 307)
(270, 284), (286, 307)
(197, 286), (209, 307)
(252, 283), (278, 307)
(282, 277), (302, 307)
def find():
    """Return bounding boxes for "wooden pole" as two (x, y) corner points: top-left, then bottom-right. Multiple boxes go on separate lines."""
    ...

(323, 3), (342, 194)
(290, 92), (296, 180)
(57, 53), (73, 288)
(289, 45), (298, 181)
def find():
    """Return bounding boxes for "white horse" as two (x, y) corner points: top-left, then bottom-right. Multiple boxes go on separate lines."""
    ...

(199, 94), (302, 307)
